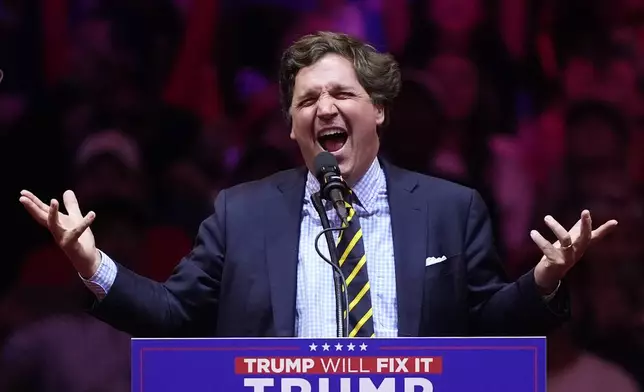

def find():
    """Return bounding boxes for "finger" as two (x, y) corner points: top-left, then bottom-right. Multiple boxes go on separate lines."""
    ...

(47, 199), (60, 231)
(19, 196), (48, 225)
(544, 215), (572, 247)
(63, 190), (82, 218)
(530, 230), (560, 261)
(20, 190), (49, 214)
(591, 220), (619, 240)
(68, 211), (96, 241)
(578, 210), (592, 243)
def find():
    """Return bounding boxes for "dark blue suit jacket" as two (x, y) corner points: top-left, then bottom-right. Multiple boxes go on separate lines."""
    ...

(90, 159), (569, 337)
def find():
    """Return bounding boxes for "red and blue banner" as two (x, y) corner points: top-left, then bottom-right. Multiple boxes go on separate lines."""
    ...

(132, 337), (545, 391)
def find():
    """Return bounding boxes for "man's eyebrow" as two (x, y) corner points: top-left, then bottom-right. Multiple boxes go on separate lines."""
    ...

(300, 83), (355, 95)
(327, 83), (355, 92)
(294, 83), (358, 105)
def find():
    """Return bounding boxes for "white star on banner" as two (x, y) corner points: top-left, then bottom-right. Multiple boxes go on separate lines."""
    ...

(322, 343), (330, 351)
(359, 343), (368, 351)
(309, 343), (317, 351)
(334, 343), (343, 351)
(346, 343), (356, 351)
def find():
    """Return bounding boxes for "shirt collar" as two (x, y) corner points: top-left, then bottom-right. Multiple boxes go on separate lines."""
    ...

(304, 157), (385, 215)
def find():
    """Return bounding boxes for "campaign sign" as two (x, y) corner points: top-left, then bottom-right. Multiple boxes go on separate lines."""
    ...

(131, 336), (545, 392)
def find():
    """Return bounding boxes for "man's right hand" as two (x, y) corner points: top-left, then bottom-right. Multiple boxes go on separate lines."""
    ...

(19, 189), (100, 279)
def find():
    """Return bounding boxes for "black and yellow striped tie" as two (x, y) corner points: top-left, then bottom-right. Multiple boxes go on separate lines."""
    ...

(336, 192), (375, 338)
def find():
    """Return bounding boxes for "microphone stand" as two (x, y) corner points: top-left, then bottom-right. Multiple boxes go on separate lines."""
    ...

(311, 191), (348, 338)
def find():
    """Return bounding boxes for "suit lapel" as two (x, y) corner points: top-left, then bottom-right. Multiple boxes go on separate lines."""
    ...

(263, 160), (429, 337)
(381, 158), (427, 337)
(264, 168), (307, 336)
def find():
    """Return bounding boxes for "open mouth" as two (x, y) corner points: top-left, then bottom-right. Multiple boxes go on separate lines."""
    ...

(317, 129), (348, 153)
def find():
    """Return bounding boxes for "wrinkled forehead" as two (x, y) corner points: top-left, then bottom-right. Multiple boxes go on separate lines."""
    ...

(292, 54), (363, 97)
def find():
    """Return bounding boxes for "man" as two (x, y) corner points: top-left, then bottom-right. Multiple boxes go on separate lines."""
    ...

(20, 32), (617, 338)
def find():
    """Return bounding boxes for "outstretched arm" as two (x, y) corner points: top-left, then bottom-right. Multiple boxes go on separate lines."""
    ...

(20, 188), (228, 337)
(89, 190), (228, 337)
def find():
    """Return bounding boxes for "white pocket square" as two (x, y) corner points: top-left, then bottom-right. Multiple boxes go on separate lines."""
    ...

(425, 256), (447, 266)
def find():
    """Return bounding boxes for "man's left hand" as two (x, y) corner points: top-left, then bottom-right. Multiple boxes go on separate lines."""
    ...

(530, 210), (618, 294)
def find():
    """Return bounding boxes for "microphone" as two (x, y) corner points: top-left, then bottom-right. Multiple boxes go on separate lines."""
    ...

(311, 151), (351, 337)
(313, 152), (350, 225)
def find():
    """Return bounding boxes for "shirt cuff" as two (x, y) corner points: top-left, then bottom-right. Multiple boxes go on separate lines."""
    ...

(541, 280), (561, 302)
(79, 250), (117, 301)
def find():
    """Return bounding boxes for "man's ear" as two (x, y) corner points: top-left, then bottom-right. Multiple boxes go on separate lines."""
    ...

(288, 116), (296, 140)
(374, 105), (385, 125)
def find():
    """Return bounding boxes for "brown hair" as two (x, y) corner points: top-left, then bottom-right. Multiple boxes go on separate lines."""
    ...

(278, 31), (401, 128)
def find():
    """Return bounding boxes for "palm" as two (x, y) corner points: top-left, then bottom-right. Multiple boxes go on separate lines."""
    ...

(542, 217), (586, 262)
(531, 210), (618, 277)
(19, 190), (98, 275)
(55, 207), (96, 261)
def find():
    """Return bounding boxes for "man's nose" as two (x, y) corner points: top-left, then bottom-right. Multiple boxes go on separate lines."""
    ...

(316, 95), (338, 120)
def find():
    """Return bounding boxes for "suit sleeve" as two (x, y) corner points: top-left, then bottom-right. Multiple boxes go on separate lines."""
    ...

(88, 189), (228, 337)
(465, 189), (570, 335)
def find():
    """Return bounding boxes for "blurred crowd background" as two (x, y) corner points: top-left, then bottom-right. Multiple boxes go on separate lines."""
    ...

(1, 0), (644, 390)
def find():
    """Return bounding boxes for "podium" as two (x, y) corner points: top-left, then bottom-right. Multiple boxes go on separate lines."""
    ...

(132, 336), (546, 391)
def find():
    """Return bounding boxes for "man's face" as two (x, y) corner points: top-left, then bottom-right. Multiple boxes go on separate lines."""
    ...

(429, 0), (480, 35)
(289, 53), (384, 184)
(563, 57), (597, 100)
(427, 53), (478, 120)
(568, 119), (622, 164)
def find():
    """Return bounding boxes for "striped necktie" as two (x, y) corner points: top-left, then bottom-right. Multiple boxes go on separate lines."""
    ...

(336, 191), (375, 337)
